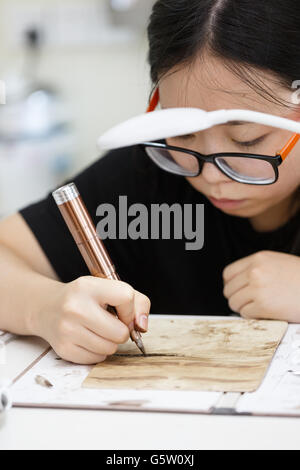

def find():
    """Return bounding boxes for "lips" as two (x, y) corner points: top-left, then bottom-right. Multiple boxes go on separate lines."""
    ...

(211, 197), (242, 203)
(208, 196), (247, 209)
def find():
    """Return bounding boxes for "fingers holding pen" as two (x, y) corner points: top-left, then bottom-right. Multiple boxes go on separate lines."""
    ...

(53, 276), (150, 364)
(134, 291), (151, 333)
(39, 276), (151, 365)
(75, 276), (151, 331)
(73, 326), (119, 356)
(78, 300), (130, 344)
(76, 277), (135, 326)
(51, 300), (128, 364)
(99, 280), (151, 335)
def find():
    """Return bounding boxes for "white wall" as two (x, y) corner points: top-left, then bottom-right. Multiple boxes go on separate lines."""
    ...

(0, 0), (151, 174)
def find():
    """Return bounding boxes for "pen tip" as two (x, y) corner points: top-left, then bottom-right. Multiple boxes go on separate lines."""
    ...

(136, 340), (146, 356)
(130, 329), (147, 356)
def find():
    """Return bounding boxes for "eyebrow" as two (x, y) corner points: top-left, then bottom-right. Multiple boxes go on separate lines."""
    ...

(180, 121), (254, 137)
(226, 121), (252, 126)
(178, 121), (252, 138)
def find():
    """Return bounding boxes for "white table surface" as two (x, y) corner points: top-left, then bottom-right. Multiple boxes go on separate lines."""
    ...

(1, 334), (300, 450)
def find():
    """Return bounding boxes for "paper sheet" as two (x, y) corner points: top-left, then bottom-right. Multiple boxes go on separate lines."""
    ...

(83, 318), (287, 393)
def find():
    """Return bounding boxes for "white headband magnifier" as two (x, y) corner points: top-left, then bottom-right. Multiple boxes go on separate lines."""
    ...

(98, 107), (300, 150)
(97, 106), (300, 185)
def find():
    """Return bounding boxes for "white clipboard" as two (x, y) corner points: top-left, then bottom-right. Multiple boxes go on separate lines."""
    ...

(5, 319), (300, 418)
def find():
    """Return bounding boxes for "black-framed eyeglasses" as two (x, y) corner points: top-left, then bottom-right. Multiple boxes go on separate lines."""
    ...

(144, 89), (300, 185)
(139, 141), (287, 185)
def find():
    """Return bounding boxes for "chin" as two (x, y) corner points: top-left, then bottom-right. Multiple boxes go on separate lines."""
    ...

(209, 199), (265, 218)
(217, 207), (254, 217)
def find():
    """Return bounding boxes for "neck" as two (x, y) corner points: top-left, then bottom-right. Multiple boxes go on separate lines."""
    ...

(250, 194), (299, 232)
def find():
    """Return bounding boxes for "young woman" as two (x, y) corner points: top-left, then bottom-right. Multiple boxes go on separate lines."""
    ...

(0, 0), (300, 364)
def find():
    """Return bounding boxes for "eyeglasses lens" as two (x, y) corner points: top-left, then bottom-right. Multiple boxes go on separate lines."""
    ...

(145, 147), (276, 184)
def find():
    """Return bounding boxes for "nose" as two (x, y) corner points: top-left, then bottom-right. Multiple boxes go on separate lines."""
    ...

(200, 162), (230, 184)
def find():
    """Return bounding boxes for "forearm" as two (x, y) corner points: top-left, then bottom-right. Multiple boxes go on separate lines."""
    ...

(0, 244), (62, 335)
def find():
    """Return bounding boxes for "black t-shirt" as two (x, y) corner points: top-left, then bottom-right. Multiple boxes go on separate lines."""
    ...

(20, 145), (300, 316)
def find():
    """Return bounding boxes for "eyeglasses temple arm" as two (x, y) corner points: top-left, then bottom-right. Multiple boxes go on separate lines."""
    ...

(147, 88), (160, 113)
(279, 133), (300, 160)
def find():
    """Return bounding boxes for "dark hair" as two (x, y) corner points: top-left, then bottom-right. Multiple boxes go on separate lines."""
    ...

(147, 0), (300, 254)
(147, 0), (300, 105)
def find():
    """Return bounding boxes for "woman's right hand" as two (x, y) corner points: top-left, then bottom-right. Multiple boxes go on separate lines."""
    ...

(32, 276), (151, 365)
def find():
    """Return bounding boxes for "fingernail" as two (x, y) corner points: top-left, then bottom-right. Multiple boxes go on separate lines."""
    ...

(138, 315), (148, 332)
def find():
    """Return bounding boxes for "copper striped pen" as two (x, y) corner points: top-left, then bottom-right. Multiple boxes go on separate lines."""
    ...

(52, 183), (146, 356)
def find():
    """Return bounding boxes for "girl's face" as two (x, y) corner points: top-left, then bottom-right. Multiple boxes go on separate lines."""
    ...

(159, 54), (300, 228)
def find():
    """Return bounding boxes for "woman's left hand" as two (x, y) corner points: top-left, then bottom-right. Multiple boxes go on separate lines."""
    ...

(223, 251), (300, 323)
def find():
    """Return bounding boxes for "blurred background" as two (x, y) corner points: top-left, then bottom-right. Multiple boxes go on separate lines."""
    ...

(0, 0), (153, 215)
